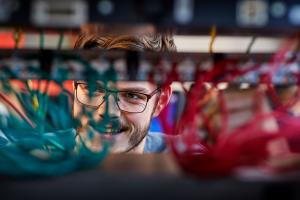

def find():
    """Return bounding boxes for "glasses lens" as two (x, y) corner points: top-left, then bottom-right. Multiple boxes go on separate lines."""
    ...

(76, 83), (150, 113)
(117, 91), (148, 112)
(76, 83), (105, 107)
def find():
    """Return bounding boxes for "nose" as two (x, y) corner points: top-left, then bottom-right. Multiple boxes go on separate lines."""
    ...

(98, 93), (121, 118)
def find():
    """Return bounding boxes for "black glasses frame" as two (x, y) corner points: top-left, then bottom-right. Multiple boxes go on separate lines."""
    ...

(74, 81), (161, 113)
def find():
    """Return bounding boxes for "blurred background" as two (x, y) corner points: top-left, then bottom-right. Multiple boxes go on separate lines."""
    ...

(1, 1), (300, 199)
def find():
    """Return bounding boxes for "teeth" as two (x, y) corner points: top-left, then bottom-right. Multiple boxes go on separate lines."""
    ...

(104, 128), (122, 134)
(101, 126), (127, 135)
(106, 127), (112, 132)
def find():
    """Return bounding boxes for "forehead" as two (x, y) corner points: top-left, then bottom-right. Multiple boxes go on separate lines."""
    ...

(78, 81), (156, 92)
(116, 81), (156, 91)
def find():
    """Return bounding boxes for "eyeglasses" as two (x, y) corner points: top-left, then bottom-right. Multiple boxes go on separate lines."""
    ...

(74, 82), (161, 113)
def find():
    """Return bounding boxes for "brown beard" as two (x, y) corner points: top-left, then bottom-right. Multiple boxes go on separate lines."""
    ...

(74, 114), (151, 152)
(114, 115), (150, 152)
(120, 96), (159, 152)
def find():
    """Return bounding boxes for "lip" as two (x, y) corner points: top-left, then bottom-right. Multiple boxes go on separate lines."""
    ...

(102, 127), (128, 135)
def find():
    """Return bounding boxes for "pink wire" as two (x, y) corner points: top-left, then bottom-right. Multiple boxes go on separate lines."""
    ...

(0, 92), (35, 128)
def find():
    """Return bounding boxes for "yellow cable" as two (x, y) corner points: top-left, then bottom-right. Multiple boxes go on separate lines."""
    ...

(32, 95), (39, 111)
(13, 28), (22, 49)
(27, 80), (33, 90)
(209, 25), (217, 54)
(27, 80), (39, 110)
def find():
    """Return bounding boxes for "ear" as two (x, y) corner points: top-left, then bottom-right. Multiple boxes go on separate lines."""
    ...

(152, 85), (172, 117)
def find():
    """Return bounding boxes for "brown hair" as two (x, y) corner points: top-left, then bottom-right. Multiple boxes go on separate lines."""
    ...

(74, 24), (176, 51)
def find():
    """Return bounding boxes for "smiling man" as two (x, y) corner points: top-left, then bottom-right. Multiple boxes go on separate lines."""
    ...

(73, 24), (175, 153)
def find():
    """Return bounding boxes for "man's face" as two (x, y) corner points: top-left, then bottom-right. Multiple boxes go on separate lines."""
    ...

(73, 81), (162, 153)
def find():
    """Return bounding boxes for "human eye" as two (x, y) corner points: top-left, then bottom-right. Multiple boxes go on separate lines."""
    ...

(96, 86), (105, 93)
(89, 87), (105, 97)
(121, 92), (147, 102)
(79, 84), (104, 96)
(78, 83), (89, 91)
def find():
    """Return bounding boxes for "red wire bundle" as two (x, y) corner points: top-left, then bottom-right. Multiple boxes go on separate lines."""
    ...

(160, 38), (300, 178)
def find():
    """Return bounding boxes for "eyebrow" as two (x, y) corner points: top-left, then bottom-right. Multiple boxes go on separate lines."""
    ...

(118, 87), (149, 93)
(76, 81), (104, 87)
(77, 81), (149, 93)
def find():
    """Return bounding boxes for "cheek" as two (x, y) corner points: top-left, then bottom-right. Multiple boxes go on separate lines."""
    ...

(73, 100), (100, 125)
(73, 100), (82, 117)
(123, 110), (152, 127)
(145, 98), (158, 115)
(73, 100), (89, 126)
(74, 99), (103, 122)
(93, 107), (105, 122)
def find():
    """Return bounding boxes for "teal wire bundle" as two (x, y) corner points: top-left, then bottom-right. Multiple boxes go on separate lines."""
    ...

(0, 30), (126, 176)
(0, 78), (110, 176)
(0, 56), (121, 177)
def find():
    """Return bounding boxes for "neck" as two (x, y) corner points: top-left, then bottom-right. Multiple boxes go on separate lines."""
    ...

(127, 137), (146, 154)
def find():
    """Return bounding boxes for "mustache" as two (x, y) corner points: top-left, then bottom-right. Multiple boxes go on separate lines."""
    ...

(102, 116), (145, 145)
(76, 115), (149, 152)
(99, 116), (132, 133)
